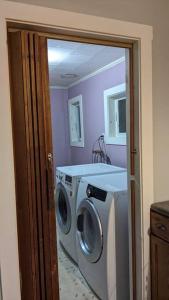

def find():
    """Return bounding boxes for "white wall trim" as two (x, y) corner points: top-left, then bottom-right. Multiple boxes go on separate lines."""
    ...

(50, 85), (68, 90)
(0, 2), (153, 300)
(104, 83), (126, 96)
(1, 1), (153, 40)
(49, 56), (125, 89)
(68, 56), (125, 88)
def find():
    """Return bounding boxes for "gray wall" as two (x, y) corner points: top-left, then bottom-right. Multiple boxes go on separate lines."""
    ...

(8, 0), (169, 201)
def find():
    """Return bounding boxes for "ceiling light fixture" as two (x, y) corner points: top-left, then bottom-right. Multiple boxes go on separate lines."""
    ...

(48, 48), (68, 64)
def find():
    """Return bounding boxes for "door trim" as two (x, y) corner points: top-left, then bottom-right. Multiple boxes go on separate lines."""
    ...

(7, 26), (137, 299)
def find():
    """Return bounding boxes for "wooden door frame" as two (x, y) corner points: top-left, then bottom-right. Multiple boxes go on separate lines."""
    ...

(8, 22), (140, 300)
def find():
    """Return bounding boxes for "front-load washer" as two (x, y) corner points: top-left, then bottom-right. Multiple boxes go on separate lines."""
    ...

(55, 163), (126, 263)
(76, 172), (129, 300)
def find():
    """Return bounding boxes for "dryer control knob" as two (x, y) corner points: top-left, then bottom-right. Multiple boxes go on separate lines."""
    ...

(86, 186), (94, 198)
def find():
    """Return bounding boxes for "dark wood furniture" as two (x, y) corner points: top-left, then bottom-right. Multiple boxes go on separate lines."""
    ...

(151, 201), (169, 300)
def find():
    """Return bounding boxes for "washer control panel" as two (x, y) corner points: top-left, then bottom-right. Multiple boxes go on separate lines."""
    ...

(56, 171), (73, 191)
(86, 184), (107, 202)
(56, 171), (64, 182)
(65, 175), (72, 188)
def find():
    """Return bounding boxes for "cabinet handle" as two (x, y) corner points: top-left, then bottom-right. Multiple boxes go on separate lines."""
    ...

(156, 223), (167, 231)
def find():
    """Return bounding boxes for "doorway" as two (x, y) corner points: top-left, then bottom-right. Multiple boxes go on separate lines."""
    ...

(48, 38), (129, 299)
(7, 27), (138, 300)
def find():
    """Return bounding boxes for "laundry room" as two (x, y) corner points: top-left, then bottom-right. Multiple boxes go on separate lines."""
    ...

(47, 38), (130, 300)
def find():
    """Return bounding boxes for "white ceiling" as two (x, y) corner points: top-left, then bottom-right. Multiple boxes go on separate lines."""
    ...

(47, 39), (125, 87)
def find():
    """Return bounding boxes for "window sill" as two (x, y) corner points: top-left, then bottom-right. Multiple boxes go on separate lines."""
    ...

(105, 135), (126, 146)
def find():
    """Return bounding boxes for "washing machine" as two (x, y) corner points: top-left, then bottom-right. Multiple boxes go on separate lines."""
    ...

(76, 172), (129, 300)
(55, 163), (126, 263)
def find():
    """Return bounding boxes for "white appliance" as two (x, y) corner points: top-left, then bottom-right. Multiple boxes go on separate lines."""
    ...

(76, 172), (129, 300)
(55, 163), (126, 263)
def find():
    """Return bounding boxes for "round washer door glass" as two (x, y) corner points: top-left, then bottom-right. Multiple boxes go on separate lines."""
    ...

(56, 182), (71, 234)
(77, 199), (103, 263)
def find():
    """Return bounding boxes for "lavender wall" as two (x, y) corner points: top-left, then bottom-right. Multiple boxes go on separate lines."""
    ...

(50, 88), (71, 173)
(68, 61), (127, 168)
(50, 60), (127, 170)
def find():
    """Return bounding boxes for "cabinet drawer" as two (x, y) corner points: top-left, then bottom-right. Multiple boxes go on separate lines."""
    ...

(151, 211), (169, 242)
(151, 235), (169, 300)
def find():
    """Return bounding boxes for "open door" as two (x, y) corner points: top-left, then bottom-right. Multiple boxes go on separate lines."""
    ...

(8, 31), (59, 300)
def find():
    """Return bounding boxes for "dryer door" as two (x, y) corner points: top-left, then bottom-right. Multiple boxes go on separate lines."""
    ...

(77, 199), (103, 263)
(56, 182), (71, 234)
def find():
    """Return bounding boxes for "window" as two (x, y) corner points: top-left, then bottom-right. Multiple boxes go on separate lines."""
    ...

(104, 83), (126, 145)
(68, 95), (84, 147)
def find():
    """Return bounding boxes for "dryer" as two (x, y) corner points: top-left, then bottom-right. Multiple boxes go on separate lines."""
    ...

(76, 172), (129, 300)
(55, 163), (126, 263)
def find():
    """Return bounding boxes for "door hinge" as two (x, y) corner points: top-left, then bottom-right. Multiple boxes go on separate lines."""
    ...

(130, 175), (135, 181)
(131, 148), (137, 155)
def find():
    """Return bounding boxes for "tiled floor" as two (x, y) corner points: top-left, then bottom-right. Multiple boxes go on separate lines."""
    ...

(57, 242), (98, 300)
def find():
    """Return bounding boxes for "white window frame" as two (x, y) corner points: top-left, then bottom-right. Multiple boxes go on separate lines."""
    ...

(68, 95), (84, 147)
(104, 83), (126, 145)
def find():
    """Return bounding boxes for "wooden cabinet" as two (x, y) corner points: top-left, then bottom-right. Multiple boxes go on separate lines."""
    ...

(151, 208), (169, 300)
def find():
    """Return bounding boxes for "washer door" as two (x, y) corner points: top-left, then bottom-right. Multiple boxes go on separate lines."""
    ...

(56, 182), (71, 234)
(77, 199), (103, 263)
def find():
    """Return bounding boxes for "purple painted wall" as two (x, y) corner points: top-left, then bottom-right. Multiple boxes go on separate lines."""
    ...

(50, 88), (71, 173)
(68, 61), (127, 168)
(50, 60), (127, 170)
